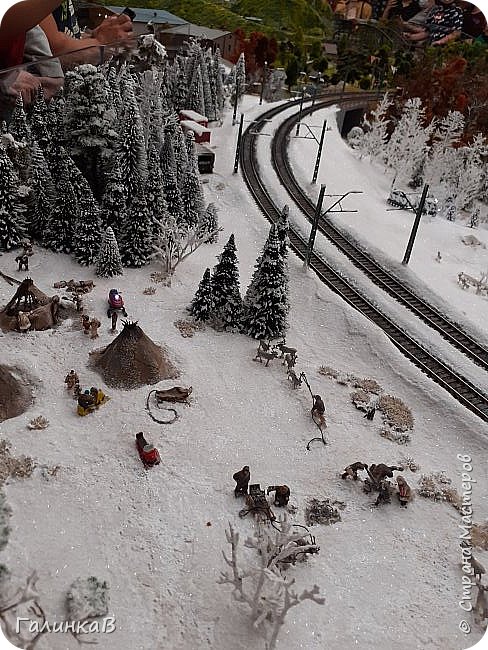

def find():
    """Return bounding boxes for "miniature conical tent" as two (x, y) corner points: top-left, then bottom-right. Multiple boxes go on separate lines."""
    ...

(90, 321), (179, 389)
(0, 365), (32, 421)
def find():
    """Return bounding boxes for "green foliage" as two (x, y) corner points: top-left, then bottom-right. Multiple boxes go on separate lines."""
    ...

(286, 56), (300, 90)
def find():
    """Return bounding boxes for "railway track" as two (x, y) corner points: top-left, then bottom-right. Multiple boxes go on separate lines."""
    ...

(240, 93), (488, 423)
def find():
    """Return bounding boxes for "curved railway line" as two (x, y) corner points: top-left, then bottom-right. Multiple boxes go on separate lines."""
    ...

(239, 93), (488, 423)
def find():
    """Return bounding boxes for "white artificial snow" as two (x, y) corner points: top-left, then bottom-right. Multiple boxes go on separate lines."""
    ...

(0, 94), (487, 650)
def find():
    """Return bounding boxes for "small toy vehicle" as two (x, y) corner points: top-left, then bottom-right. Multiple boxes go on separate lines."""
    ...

(136, 432), (161, 468)
(107, 289), (127, 318)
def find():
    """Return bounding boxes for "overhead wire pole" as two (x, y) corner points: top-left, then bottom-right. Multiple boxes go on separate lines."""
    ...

(233, 113), (245, 174)
(232, 78), (240, 126)
(402, 184), (429, 265)
(312, 119), (327, 184)
(259, 60), (268, 105)
(295, 87), (306, 137)
(304, 184), (326, 270)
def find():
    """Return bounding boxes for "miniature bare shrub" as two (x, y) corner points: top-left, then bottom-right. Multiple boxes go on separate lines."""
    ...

(143, 286), (156, 295)
(417, 472), (461, 510)
(399, 456), (420, 472)
(0, 440), (35, 486)
(150, 271), (166, 284)
(353, 378), (383, 394)
(174, 319), (204, 338)
(218, 516), (324, 650)
(380, 428), (411, 445)
(27, 416), (49, 430)
(377, 394), (414, 431)
(305, 498), (345, 526)
(66, 577), (109, 621)
(336, 374), (350, 385)
(472, 523), (488, 550)
(351, 390), (370, 409)
(318, 366), (338, 379)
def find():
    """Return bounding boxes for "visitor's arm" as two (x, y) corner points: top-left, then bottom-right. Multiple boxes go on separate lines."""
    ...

(0, 0), (61, 38)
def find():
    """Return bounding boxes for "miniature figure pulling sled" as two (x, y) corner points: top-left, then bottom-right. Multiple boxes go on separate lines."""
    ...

(135, 432), (161, 468)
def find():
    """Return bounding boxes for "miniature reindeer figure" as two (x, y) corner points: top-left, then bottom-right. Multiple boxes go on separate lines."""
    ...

(253, 347), (279, 367)
(258, 339), (271, 352)
(274, 339), (297, 359)
(283, 352), (297, 371)
(287, 369), (302, 389)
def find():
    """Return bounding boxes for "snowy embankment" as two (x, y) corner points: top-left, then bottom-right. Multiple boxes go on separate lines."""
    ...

(0, 95), (486, 650)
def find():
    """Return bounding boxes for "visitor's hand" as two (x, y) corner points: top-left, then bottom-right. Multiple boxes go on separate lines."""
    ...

(92, 14), (134, 45)
(3, 70), (41, 103)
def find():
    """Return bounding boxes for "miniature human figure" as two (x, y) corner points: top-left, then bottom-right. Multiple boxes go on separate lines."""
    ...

(90, 386), (107, 407)
(77, 389), (96, 416)
(341, 462), (368, 480)
(396, 476), (412, 507)
(89, 318), (101, 339)
(23, 240), (34, 256)
(15, 252), (30, 272)
(233, 466), (250, 497)
(17, 311), (31, 333)
(311, 394), (326, 429)
(64, 369), (79, 392)
(81, 314), (91, 335)
(73, 381), (81, 399)
(375, 480), (391, 506)
(267, 485), (290, 507)
(436, 251), (442, 263)
(363, 406), (376, 420)
(74, 293), (83, 312)
(110, 310), (118, 332)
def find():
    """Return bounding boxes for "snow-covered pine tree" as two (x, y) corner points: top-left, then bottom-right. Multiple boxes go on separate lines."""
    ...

(118, 72), (148, 202)
(145, 143), (168, 241)
(234, 53), (246, 101)
(424, 110), (465, 194)
(241, 224), (289, 340)
(199, 203), (219, 243)
(0, 145), (26, 250)
(180, 132), (205, 227)
(199, 47), (215, 120)
(186, 66), (205, 116)
(29, 86), (50, 150)
(451, 134), (487, 211)
(172, 56), (189, 113)
(443, 197), (456, 222)
(25, 140), (55, 241)
(276, 204), (290, 257)
(160, 131), (183, 221)
(169, 121), (189, 189)
(44, 153), (77, 253)
(211, 234), (243, 331)
(72, 192), (102, 266)
(8, 94), (30, 142)
(105, 64), (123, 119)
(100, 154), (127, 234)
(190, 267), (214, 322)
(358, 93), (392, 162)
(205, 47), (217, 121)
(62, 64), (117, 198)
(120, 186), (153, 267)
(96, 226), (123, 277)
(386, 97), (433, 187)
(213, 49), (225, 116)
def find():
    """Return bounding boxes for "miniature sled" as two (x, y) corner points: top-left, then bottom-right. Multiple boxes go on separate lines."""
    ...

(107, 289), (128, 318)
(239, 484), (276, 522)
(136, 432), (161, 468)
(154, 386), (192, 404)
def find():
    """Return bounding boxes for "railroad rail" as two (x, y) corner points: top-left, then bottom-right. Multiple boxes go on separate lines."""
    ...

(240, 93), (488, 423)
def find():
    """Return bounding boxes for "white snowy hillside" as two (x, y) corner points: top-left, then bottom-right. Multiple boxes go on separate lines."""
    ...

(0, 93), (487, 650)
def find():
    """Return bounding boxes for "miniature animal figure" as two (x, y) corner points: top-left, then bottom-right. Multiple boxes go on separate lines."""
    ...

(73, 293), (83, 312)
(233, 466), (250, 497)
(274, 339), (297, 359)
(5, 277), (35, 314)
(470, 555), (486, 581)
(374, 480), (391, 506)
(258, 339), (271, 352)
(283, 352), (297, 371)
(16, 311), (31, 332)
(254, 347), (279, 366)
(81, 314), (91, 335)
(64, 370), (79, 392)
(89, 318), (101, 339)
(267, 485), (290, 507)
(396, 476), (412, 507)
(311, 394), (326, 429)
(474, 582), (488, 624)
(341, 462), (368, 480)
(287, 369), (302, 389)
(369, 463), (404, 484)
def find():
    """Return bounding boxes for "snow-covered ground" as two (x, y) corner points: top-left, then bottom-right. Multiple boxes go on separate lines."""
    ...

(0, 95), (487, 650)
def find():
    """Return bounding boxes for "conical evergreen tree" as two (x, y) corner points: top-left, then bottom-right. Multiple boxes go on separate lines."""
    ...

(29, 86), (50, 150)
(171, 123), (189, 189)
(186, 66), (205, 115)
(0, 146), (26, 250)
(26, 140), (55, 241)
(190, 267), (214, 322)
(241, 224), (289, 339)
(8, 94), (30, 142)
(120, 187), (153, 267)
(100, 154), (127, 234)
(145, 143), (168, 241)
(211, 234), (242, 331)
(44, 153), (77, 253)
(119, 74), (148, 201)
(180, 133), (205, 228)
(276, 204), (290, 257)
(199, 47), (215, 120)
(96, 226), (123, 277)
(73, 199), (102, 266)
(199, 203), (219, 243)
(213, 49), (225, 116)
(160, 132), (183, 221)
